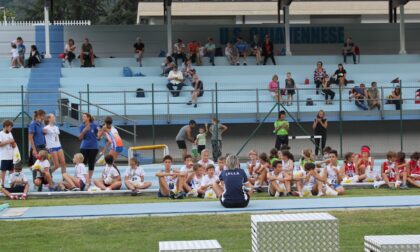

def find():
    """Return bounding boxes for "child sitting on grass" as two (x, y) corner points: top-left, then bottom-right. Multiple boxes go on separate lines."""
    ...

(299, 162), (325, 197)
(380, 151), (399, 189)
(396, 151), (409, 189)
(321, 150), (344, 196)
(215, 156), (226, 177)
(187, 163), (205, 197)
(124, 158), (152, 196)
(407, 152), (420, 188)
(254, 152), (270, 188)
(198, 164), (219, 199)
(247, 150), (260, 185)
(94, 155), (122, 191)
(155, 155), (185, 199)
(31, 150), (55, 191)
(59, 153), (87, 191)
(198, 149), (214, 168)
(1, 162), (29, 200)
(340, 152), (366, 183)
(267, 160), (290, 197)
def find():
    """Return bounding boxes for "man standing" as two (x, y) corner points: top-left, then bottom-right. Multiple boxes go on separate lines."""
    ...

(209, 118), (228, 161)
(175, 120), (197, 159)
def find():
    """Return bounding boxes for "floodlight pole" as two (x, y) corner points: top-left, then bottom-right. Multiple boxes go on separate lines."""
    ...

(284, 5), (292, 56)
(44, 0), (52, 58)
(165, 0), (173, 56)
(399, 4), (406, 54)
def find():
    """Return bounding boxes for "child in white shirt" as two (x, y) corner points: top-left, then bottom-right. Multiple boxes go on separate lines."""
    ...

(32, 150), (55, 191)
(0, 120), (16, 187)
(60, 153), (87, 191)
(1, 162), (29, 200)
(94, 154), (122, 191)
(195, 125), (207, 154)
(198, 164), (219, 198)
(10, 43), (23, 68)
(125, 158), (152, 195)
(43, 114), (67, 174)
(198, 149), (214, 168)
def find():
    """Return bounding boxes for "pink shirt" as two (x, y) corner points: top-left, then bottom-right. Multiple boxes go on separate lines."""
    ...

(269, 81), (279, 91)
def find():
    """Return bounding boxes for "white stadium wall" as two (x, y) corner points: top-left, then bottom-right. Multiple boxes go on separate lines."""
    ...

(1, 23), (420, 58)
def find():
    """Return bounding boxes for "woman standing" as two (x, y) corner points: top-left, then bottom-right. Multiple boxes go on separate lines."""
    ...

(79, 113), (99, 185)
(213, 155), (253, 208)
(313, 110), (328, 157)
(43, 114), (66, 174)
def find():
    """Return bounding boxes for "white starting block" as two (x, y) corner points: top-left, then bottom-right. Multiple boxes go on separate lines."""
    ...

(364, 235), (420, 252)
(159, 240), (222, 252)
(251, 213), (339, 252)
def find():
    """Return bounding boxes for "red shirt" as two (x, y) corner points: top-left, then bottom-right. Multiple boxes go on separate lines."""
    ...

(382, 161), (397, 182)
(344, 161), (356, 177)
(188, 42), (198, 54)
(409, 160), (420, 175)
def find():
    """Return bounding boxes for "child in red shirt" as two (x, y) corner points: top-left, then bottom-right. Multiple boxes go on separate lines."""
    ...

(381, 151), (398, 189)
(407, 152), (420, 188)
(395, 152), (409, 189)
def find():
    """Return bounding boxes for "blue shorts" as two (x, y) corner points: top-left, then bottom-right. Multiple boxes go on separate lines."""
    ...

(157, 191), (168, 198)
(48, 147), (62, 153)
(114, 147), (123, 153)
(331, 184), (341, 189)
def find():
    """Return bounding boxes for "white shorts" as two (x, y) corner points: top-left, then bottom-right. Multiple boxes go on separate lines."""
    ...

(270, 91), (277, 97)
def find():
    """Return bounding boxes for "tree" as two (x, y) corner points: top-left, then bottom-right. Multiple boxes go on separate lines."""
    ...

(102, 0), (137, 24)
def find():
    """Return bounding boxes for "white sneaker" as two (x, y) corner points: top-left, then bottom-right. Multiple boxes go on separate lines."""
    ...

(274, 191), (280, 197)
(373, 181), (386, 189)
(317, 192), (325, 197)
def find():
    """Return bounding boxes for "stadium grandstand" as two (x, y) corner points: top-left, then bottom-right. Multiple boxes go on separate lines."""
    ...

(0, 0), (419, 251)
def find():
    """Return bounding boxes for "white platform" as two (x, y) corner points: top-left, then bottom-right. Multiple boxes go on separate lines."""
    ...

(364, 235), (420, 252)
(159, 240), (222, 252)
(251, 213), (339, 252)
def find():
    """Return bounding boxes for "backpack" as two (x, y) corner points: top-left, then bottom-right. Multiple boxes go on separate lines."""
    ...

(136, 88), (145, 98)
(123, 67), (133, 77)
(306, 98), (314, 106)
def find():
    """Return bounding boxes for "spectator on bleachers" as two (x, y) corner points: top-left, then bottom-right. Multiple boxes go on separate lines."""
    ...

(314, 61), (327, 95)
(196, 42), (204, 66)
(263, 35), (276, 65)
(173, 39), (187, 65)
(166, 65), (185, 97)
(269, 74), (282, 102)
(80, 38), (94, 67)
(388, 85), (402, 110)
(162, 56), (175, 76)
(134, 37), (145, 67)
(332, 63), (347, 90)
(285, 72), (296, 106)
(350, 84), (368, 110)
(225, 42), (239, 65)
(251, 34), (262, 65)
(367, 82), (381, 110)
(342, 37), (356, 64)
(64, 39), (76, 67)
(182, 58), (194, 84)
(16, 37), (26, 66)
(26, 45), (41, 68)
(313, 110), (328, 157)
(187, 40), (199, 64)
(204, 38), (216, 66)
(235, 37), (250, 66)
(322, 75), (335, 105)
(187, 73), (204, 108)
(10, 43), (23, 68)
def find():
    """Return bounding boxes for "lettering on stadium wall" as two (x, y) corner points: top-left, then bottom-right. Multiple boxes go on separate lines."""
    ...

(219, 26), (344, 45)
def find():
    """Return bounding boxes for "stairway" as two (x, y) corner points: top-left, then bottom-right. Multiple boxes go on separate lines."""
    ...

(25, 58), (62, 115)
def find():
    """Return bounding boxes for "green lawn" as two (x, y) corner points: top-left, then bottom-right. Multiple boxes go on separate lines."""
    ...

(0, 209), (419, 252)
(3, 188), (420, 208)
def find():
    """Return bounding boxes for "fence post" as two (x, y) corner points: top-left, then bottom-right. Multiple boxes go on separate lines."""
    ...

(399, 80), (403, 151)
(78, 91), (82, 121)
(211, 88), (214, 118)
(20, 85), (26, 163)
(123, 90), (127, 118)
(215, 82), (219, 119)
(380, 86), (384, 119)
(296, 88), (300, 121)
(87, 83), (90, 114)
(166, 89), (170, 124)
(339, 87), (343, 159)
(152, 84), (156, 162)
(256, 88), (260, 122)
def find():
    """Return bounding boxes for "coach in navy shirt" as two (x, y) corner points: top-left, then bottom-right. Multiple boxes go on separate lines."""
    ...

(28, 109), (46, 166)
(213, 155), (253, 208)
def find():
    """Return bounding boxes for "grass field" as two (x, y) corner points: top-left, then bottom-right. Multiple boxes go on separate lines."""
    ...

(0, 208), (419, 251)
(2, 188), (420, 208)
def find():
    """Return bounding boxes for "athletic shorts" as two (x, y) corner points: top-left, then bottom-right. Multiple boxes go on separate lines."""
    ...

(6, 184), (25, 193)
(114, 146), (123, 153)
(176, 140), (187, 149)
(0, 160), (13, 171)
(79, 180), (86, 191)
(220, 194), (250, 208)
(331, 184), (341, 189)
(48, 147), (62, 153)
